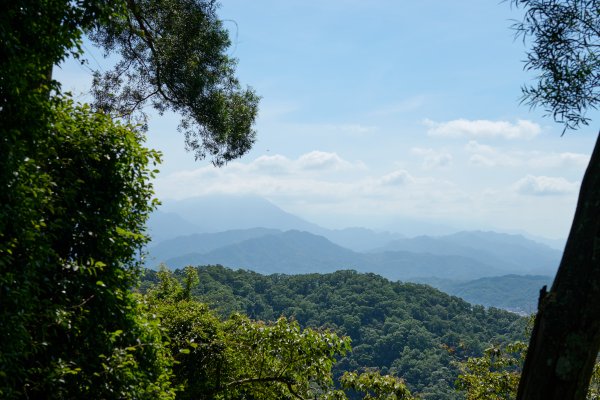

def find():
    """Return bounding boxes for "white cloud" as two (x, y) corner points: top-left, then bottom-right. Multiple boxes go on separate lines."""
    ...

(155, 151), (366, 200)
(529, 152), (590, 169)
(464, 140), (519, 167)
(468, 154), (497, 167)
(297, 151), (350, 170)
(153, 149), (580, 238)
(464, 141), (495, 154)
(464, 141), (591, 170)
(156, 154), (434, 210)
(251, 154), (293, 174)
(425, 119), (541, 140)
(411, 147), (453, 169)
(247, 151), (362, 174)
(513, 175), (579, 196)
(378, 169), (415, 186)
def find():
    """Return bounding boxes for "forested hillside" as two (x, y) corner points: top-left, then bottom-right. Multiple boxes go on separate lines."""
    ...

(142, 266), (527, 399)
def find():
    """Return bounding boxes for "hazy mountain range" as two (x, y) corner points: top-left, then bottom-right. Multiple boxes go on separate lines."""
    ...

(145, 194), (561, 310)
(147, 229), (558, 280)
(148, 194), (565, 250)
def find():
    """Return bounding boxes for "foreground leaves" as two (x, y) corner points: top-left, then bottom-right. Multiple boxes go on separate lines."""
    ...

(0, 97), (175, 398)
(457, 339), (600, 400)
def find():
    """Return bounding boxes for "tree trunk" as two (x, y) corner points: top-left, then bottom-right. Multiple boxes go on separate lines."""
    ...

(517, 131), (600, 400)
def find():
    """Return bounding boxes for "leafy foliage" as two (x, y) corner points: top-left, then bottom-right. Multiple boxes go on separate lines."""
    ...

(590, 363), (600, 400)
(142, 265), (527, 399)
(146, 267), (414, 399)
(457, 340), (600, 400)
(2, 0), (258, 397)
(0, 97), (175, 398)
(456, 341), (527, 400)
(512, 0), (600, 131)
(511, 2), (600, 398)
(89, 0), (259, 165)
(341, 371), (415, 400)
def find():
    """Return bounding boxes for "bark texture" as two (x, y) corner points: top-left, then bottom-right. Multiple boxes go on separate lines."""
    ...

(517, 132), (600, 400)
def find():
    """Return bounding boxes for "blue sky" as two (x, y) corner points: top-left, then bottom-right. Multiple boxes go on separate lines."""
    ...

(56, 0), (598, 240)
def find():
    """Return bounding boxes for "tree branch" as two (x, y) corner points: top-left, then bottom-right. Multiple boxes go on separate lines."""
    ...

(226, 376), (306, 400)
(125, 0), (178, 105)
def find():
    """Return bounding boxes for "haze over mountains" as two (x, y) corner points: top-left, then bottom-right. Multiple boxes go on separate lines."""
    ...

(415, 275), (553, 314)
(146, 194), (562, 311)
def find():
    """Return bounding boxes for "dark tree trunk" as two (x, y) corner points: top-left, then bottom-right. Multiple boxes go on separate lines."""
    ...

(517, 132), (600, 400)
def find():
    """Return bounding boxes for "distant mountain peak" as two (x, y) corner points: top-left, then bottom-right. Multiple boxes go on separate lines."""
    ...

(156, 194), (323, 235)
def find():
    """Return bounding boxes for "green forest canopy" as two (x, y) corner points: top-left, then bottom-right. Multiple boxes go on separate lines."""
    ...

(142, 265), (527, 399)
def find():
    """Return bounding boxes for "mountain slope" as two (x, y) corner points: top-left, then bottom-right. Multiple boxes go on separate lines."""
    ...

(149, 195), (407, 251)
(158, 195), (324, 234)
(365, 250), (502, 281)
(417, 274), (553, 314)
(163, 230), (503, 280)
(146, 210), (203, 244)
(142, 266), (526, 399)
(371, 231), (561, 275)
(165, 230), (360, 274)
(146, 228), (281, 264)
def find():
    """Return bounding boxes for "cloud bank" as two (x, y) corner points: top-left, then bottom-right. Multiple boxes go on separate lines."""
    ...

(425, 119), (541, 140)
(513, 175), (579, 196)
(154, 148), (584, 238)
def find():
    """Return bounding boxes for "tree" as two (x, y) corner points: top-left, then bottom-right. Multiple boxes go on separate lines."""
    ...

(1, 0), (258, 166)
(146, 266), (415, 400)
(1, 0), (257, 396)
(0, 97), (176, 398)
(457, 341), (528, 400)
(89, 0), (259, 166)
(457, 339), (600, 400)
(144, 265), (527, 398)
(509, 1), (600, 399)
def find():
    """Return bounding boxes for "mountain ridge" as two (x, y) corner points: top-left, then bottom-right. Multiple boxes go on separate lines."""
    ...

(148, 194), (563, 251)
(156, 229), (556, 281)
